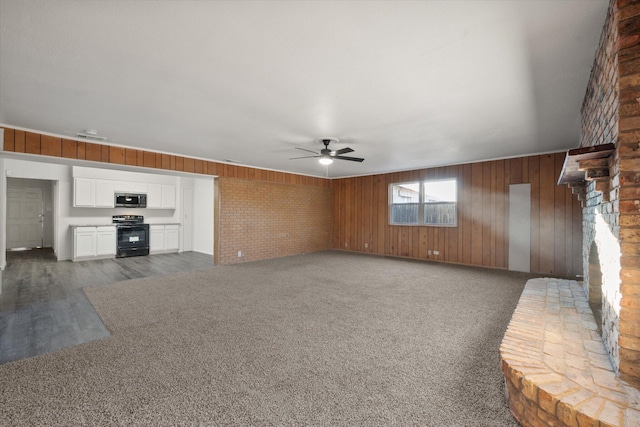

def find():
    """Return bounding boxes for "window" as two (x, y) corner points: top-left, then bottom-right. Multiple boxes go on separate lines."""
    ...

(423, 179), (457, 226)
(389, 178), (457, 226)
(390, 183), (419, 224)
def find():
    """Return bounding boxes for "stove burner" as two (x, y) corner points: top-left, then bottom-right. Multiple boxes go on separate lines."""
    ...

(112, 215), (145, 225)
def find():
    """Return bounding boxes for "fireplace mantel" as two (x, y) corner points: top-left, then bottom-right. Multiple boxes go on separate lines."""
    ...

(558, 143), (615, 203)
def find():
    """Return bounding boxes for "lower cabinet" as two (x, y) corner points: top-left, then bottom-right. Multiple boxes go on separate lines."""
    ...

(73, 226), (116, 261)
(164, 225), (179, 251)
(149, 224), (180, 254)
(96, 227), (117, 256)
(74, 228), (97, 259)
(150, 225), (165, 253)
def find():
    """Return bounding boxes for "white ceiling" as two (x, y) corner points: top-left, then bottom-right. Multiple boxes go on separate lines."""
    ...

(0, 1), (608, 178)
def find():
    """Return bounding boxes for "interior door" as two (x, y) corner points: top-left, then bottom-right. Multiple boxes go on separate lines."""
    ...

(7, 187), (44, 249)
(182, 187), (193, 252)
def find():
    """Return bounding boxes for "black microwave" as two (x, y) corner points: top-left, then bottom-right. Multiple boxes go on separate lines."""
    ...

(115, 193), (147, 208)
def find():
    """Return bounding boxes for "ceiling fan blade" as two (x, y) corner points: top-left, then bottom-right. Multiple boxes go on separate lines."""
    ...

(289, 155), (320, 160)
(334, 155), (364, 162)
(331, 147), (354, 155)
(294, 147), (320, 155)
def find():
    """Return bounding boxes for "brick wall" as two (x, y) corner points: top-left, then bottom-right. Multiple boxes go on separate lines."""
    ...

(581, 0), (619, 150)
(218, 177), (332, 265)
(581, 0), (640, 387)
(580, 0), (619, 359)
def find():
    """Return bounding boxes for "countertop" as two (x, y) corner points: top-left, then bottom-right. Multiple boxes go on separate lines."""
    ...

(70, 223), (181, 228)
(69, 224), (115, 228)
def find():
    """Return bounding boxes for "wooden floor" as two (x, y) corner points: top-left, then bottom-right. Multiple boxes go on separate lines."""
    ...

(0, 249), (215, 364)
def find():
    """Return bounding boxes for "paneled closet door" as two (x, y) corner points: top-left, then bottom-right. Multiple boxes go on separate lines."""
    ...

(508, 183), (531, 273)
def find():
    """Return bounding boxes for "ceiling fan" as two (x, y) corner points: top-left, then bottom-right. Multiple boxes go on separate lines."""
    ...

(290, 138), (364, 165)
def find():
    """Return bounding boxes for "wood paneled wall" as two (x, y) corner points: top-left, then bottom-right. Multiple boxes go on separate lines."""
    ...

(0, 127), (329, 188)
(331, 153), (583, 278)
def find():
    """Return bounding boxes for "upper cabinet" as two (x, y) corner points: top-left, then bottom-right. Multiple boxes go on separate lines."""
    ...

(74, 178), (115, 208)
(95, 180), (115, 207)
(74, 178), (95, 207)
(113, 181), (148, 194)
(72, 166), (178, 210)
(147, 184), (161, 209)
(161, 184), (176, 209)
(113, 181), (132, 193)
(147, 183), (176, 209)
(132, 182), (148, 193)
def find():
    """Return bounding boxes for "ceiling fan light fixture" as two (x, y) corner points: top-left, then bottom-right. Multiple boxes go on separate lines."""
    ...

(319, 156), (333, 165)
(291, 138), (363, 164)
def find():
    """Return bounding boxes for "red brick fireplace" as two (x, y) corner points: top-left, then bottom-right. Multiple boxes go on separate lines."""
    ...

(578, 0), (640, 388)
(500, 2), (640, 424)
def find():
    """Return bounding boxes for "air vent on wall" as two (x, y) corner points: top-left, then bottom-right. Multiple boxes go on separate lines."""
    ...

(76, 129), (108, 142)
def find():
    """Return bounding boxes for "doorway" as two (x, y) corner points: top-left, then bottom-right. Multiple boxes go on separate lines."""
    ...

(6, 178), (55, 250)
(7, 187), (44, 249)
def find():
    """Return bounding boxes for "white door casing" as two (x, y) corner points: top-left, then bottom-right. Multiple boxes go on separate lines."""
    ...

(182, 187), (193, 252)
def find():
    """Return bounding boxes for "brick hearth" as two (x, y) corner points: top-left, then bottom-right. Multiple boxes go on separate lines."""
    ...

(500, 278), (640, 426)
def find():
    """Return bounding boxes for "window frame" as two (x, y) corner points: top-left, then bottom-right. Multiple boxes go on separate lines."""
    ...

(389, 178), (458, 227)
(388, 181), (420, 225)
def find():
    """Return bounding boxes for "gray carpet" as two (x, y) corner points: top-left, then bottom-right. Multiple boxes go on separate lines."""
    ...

(0, 251), (534, 426)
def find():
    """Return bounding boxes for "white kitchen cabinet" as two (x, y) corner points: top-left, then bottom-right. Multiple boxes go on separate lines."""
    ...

(72, 167), (178, 209)
(147, 184), (162, 209)
(73, 226), (116, 261)
(113, 181), (132, 193)
(131, 182), (148, 193)
(95, 180), (115, 208)
(161, 185), (177, 209)
(74, 227), (97, 258)
(149, 224), (179, 254)
(74, 178), (114, 208)
(149, 225), (165, 253)
(164, 225), (179, 251)
(74, 178), (95, 207)
(114, 181), (148, 194)
(96, 226), (116, 256)
(147, 184), (176, 209)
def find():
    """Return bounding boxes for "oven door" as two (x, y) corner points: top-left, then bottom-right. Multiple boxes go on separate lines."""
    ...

(116, 224), (149, 257)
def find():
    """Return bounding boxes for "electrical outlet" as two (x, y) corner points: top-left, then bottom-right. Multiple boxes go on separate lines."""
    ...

(364, 243), (368, 248)
(345, 242), (348, 248)
(237, 250), (242, 257)
(433, 250), (440, 255)
(428, 250), (432, 256)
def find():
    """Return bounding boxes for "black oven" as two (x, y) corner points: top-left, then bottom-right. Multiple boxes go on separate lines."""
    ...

(113, 215), (149, 258)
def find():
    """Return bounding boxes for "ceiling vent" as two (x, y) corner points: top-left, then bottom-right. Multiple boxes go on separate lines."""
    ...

(76, 129), (108, 142)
